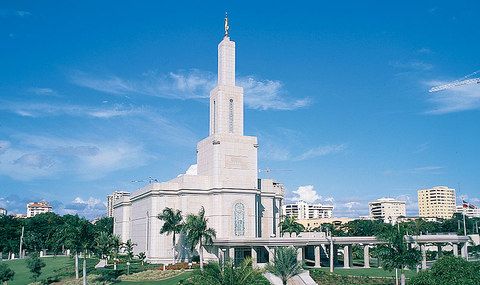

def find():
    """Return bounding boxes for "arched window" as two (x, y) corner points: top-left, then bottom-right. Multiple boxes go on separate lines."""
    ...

(234, 202), (245, 236)
(213, 100), (216, 133)
(229, 99), (234, 133)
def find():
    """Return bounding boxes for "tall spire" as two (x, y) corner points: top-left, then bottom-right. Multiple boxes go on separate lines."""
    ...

(224, 12), (229, 37)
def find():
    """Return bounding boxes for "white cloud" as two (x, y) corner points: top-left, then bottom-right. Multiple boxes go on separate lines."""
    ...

(290, 185), (321, 203)
(383, 165), (445, 175)
(71, 69), (311, 111)
(296, 144), (346, 160)
(0, 101), (142, 118)
(0, 9), (31, 17)
(390, 61), (434, 71)
(0, 135), (149, 181)
(425, 80), (480, 114)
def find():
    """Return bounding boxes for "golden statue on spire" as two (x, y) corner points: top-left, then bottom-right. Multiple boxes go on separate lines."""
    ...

(224, 12), (229, 37)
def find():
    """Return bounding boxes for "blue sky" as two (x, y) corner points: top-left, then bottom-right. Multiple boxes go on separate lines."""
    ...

(1, 1), (479, 219)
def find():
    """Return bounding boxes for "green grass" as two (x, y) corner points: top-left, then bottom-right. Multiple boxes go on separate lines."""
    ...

(1, 256), (98, 285)
(314, 267), (417, 279)
(116, 271), (193, 284)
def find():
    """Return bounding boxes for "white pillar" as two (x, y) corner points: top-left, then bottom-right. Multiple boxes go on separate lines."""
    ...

(251, 247), (258, 268)
(364, 246), (370, 268)
(421, 245), (427, 270)
(329, 242), (334, 273)
(297, 247), (303, 263)
(344, 245), (351, 269)
(229, 247), (235, 261)
(453, 244), (459, 257)
(268, 247), (275, 264)
(314, 245), (321, 268)
(460, 243), (467, 259)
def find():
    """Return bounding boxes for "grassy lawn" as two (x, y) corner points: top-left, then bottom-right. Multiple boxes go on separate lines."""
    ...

(314, 267), (417, 279)
(116, 271), (193, 284)
(1, 256), (98, 285)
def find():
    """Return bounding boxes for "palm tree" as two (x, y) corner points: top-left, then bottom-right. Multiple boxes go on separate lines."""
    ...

(265, 246), (303, 285)
(122, 239), (137, 261)
(183, 206), (216, 271)
(189, 257), (268, 284)
(278, 216), (304, 237)
(157, 207), (183, 265)
(94, 232), (111, 264)
(376, 227), (421, 285)
(109, 234), (121, 270)
(137, 252), (146, 266)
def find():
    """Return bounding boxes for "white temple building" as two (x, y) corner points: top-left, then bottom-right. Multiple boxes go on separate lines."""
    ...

(113, 24), (285, 264)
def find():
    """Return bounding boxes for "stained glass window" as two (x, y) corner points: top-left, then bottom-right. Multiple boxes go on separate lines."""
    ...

(234, 202), (245, 236)
(229, 99), (234, 133)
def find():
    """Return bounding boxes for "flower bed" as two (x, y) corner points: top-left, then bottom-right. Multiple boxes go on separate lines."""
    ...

(165, 262), (201, 270)
(117, 269), (184, 281)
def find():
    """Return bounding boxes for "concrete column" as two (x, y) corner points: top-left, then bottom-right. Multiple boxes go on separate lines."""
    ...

(453, 244), (458, 257)
(297, 247), (303, 263)
(437, 244), (442, 259)
(10, 253), (15, 260)
(421, 245), (427, 270)
(217, 247), (224, 263)
(343, 245), (352, 268)
(251, 247), (257, 267)
(460, 243), (467, 259)
(329, 242), (334, 273)
(268, 247), (275, 264)
(314, 245), (321, 268)
(229, 247), (235, 261)
(364, 246), (370, 268)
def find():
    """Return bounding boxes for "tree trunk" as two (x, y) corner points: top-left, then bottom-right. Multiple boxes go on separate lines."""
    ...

(75, 253), (79, 279)
(172, 233), (175, 265)
(199, 241), (204, 271)
(83, 256), (87, 285)
(401, 273), (406, 285)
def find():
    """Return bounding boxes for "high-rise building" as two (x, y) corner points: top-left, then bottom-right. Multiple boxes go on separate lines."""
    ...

(27, 201), (52, 217)
(368, 198), (406, 223)
(282, 200), (333, 219)
(418, 186), (456, 219)
(107, 190), (130, 217)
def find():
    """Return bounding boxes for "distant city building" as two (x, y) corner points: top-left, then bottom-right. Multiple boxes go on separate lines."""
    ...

(296, 217), (355, 231)
(282, 200), (333, 220)
(107, 190), (130, 217)
(456, 205), (480, 218)
(418, 186), (456, 219)
(27, 201), (52, 217)
(368, 198), (406, 224)
(12, 214), (27, 218)
(0, 207), (6, 215)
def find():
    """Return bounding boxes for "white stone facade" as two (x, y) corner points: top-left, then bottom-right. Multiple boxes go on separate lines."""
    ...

(368, 198), (406, 224)
(114, 35), (285, 264)
(27, 201), (52, 217)
(107, 190), (130, 218)
(282, 201), (333, 220)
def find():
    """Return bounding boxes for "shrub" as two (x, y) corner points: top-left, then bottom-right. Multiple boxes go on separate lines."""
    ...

(117, 269), (184, 281)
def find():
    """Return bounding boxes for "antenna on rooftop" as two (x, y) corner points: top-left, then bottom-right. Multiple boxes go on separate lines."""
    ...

(131, 176), (159, 184)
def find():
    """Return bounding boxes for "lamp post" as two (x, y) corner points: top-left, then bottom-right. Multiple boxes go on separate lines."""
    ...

(221, 248), (227, 272)
(126, 262), (130, 275)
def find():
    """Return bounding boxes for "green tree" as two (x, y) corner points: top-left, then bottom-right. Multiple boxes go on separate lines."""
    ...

(94, 231), (112, 263)
(410, 255), (480, 285)
(26, 252), (46, 283)
(157, 207), (183, 265)
(265, 247), (303, 285)
(188, 257), (268, 285)
(137, 252), (146, 266)
(278, 216), (304, 237)
(376, 227), (421, 285)
(183, 206), (216, 271)
(0, 263), (15, 285)
(93, 217), (113, 235)
(109, 234), (121, 270)
(122, 239), (137, 261)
